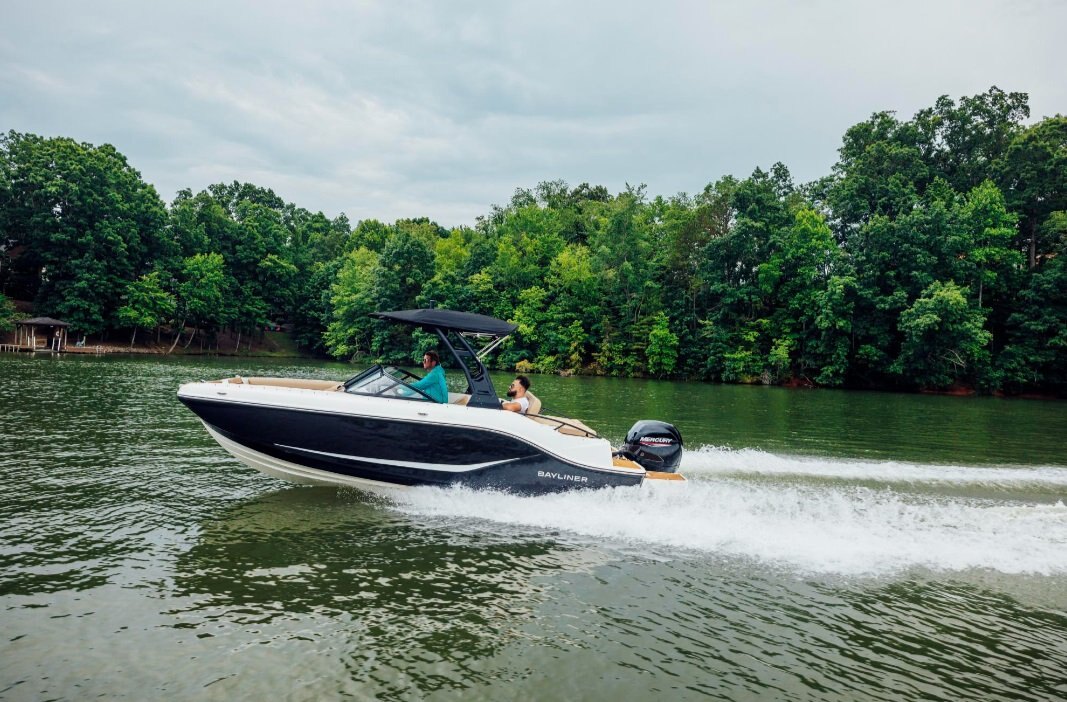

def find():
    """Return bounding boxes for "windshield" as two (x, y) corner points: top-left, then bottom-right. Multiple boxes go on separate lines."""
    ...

(343, 365), (435, 402)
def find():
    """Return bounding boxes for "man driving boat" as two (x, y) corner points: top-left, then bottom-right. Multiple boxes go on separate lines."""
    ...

(408, 351), (448, 403)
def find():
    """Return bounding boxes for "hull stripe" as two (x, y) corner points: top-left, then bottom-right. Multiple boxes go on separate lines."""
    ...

(275, 443), (526, 473)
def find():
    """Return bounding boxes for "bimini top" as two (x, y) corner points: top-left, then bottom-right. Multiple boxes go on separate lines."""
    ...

(371, 309), (517, 337)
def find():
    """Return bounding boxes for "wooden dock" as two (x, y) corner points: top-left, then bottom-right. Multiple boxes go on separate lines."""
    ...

(1, 343), (56, 353)
(0, 343), (102, 354)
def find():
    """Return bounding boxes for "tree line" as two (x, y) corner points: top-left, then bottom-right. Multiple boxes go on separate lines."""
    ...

(1, 86), (1065, 394)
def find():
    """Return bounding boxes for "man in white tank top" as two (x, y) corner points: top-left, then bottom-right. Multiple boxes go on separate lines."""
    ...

(501, 375), (531, 414)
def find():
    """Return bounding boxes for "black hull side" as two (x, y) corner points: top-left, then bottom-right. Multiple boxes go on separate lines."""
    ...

(180, 397), (642, 494)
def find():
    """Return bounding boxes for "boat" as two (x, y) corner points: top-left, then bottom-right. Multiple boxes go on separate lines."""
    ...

(177, 308), (685, 495)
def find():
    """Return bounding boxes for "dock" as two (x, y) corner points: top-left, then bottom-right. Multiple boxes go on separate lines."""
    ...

(1, 343), (58, 353)
(1, 343), (103, 354)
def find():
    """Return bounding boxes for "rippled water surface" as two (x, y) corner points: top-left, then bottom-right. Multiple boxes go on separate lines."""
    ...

(2, 354), (1066, 700)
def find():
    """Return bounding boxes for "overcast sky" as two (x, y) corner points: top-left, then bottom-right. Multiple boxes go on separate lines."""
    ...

(3, 0), (1064, 227)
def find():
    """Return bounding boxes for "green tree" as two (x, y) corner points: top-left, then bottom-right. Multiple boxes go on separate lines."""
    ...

(0, 132), (169, 333)
(116, 271), (176, 347)
(206, 181), (285, 219)
(892, 281), (991, 389)
(420, 227), (472, 311)
(291, 257), (343, 354)
(169, 253), (228, 353)
(811, 274), (857, 386)
(507, 285), (551, 369)
(698, 167), (797, 382)
(997, 116), (1067, 268)
(952, 180), (1020, 308)
(169, 182), (327, 348)
(998, 213), (1067, 393)
(646, 311), (679, 377)
(758, 207), (841, 382)
(369, 230), (435, 360)
(828, 111), (930, 227)
(324, 248), (380, 359)
(913, 87), (1029, 193)
(349, 219), (391, 252)
(545, 243), (599, 369)
(0, 293), (19, 331)
(826, 109), (929, 384)
(587, 186), (658, 373)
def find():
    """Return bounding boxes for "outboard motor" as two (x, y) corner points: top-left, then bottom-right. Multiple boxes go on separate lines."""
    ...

(619, 420), (684, 473)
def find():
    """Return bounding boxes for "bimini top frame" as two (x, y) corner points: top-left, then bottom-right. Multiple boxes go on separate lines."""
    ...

(370, 309), (518, 409)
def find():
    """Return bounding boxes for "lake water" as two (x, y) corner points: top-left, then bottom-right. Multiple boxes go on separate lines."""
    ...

(2, 354), (1066, 700)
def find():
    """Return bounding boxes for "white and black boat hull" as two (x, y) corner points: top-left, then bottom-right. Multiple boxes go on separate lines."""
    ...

(177, 384), (644, 495)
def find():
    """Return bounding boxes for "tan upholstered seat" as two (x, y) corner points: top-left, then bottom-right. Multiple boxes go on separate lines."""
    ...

(527, 414), (598, 437)
(217, 376), (343, 391)
(246, 377), (343, 391)
(524, 390), (542, 415)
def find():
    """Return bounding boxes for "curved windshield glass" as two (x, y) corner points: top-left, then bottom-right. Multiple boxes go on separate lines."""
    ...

(343, 365), (434, 402)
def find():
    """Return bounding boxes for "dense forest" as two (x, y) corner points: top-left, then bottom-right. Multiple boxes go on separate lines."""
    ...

(1, 87), (1065, 394)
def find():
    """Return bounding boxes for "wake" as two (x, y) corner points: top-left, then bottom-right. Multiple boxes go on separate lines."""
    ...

(388, 449), (1067, 578)
(681, 444), (1067, 489)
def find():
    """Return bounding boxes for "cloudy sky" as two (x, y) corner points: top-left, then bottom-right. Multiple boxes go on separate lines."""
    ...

(3, 0), (1064, 226)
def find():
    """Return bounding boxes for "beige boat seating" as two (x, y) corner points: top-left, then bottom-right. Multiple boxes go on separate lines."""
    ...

(527, 415), (599, 438)
(215, 377), (480, 403)
(216, 376), (344, 391)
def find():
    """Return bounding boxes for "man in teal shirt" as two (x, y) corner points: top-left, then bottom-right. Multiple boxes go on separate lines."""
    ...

(409, 351), (448, 403)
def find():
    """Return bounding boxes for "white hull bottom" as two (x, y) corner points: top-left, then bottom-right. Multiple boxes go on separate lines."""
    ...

(204, 424), (411, 497)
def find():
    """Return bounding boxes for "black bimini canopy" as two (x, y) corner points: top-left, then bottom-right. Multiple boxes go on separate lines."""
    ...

(371, 309), (516, 337)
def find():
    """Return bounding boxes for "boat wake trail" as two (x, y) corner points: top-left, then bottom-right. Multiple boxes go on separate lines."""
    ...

(389, 452), (1067, 578)
(682, 445), (1067, 489)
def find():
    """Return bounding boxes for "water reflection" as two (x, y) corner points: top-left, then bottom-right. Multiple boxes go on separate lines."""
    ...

(166, 487), (613, 694)
(819, 579), (1067, 701)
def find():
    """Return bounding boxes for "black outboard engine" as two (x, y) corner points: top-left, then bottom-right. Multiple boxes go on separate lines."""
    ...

(619, 420), (684, 473)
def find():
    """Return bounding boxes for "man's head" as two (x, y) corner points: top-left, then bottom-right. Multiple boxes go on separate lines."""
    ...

(506, 374), (530, 398)
(422, 351), (440, 369)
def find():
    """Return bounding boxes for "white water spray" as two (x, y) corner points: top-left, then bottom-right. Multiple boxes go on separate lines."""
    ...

(683, 445), (1067, 488)
(389, 449), (1067, 577)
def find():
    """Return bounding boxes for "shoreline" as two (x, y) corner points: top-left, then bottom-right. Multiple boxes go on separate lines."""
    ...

(1, 344), (315, 359)
(1, 327), (316, 359)
(3, 345), (1060, 400)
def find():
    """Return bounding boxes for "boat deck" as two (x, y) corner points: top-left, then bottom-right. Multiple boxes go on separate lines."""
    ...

(612, 457), (686, 482)
(644, 471), (686, 482)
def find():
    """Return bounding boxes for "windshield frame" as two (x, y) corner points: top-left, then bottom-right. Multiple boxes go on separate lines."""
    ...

(342, 364), (437, 402)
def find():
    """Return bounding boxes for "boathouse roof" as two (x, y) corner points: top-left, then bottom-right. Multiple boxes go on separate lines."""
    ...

(17, 317), (71, 327)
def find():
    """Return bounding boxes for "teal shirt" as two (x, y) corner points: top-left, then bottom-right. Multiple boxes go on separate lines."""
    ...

(409, 365), (448, 403)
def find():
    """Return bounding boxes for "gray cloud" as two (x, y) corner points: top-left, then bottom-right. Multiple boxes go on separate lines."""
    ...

(2, 0), (1064, 226)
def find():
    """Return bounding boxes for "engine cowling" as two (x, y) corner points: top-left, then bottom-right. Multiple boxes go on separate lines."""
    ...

(619, 420), (683, 473)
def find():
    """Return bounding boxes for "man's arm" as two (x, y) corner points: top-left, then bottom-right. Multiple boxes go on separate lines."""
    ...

(501, 395), (528, 413)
